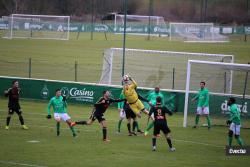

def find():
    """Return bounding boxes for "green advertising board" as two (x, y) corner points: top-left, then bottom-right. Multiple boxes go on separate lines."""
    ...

(0, 76), (249, 118)
(0, 20), (249, 35)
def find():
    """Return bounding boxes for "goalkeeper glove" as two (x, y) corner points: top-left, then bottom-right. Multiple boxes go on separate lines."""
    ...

(46, 115), (52, 119)
(226, 120), (232, 125)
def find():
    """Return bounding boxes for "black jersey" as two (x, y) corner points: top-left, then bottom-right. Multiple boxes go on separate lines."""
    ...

(149, 103), (172, 122)
(94, 97), (124, 114)
(4, 87), (21, 108)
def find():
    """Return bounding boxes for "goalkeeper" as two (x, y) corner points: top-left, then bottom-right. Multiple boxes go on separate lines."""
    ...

(226, 97), (243, 147)
(117, 91), (148, 135)
(47, 89), (77, 137)
(122, 75), (151, 118)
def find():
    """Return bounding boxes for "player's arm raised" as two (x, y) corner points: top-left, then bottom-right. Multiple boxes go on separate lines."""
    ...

(128, 75), (138, 89)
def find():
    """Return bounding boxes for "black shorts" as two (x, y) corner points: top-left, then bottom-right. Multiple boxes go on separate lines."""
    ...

(125, 108), (136, 119)
(153, 121), (171, 136)
(89, 110), (105, 123)
(8, 106), (22, 115)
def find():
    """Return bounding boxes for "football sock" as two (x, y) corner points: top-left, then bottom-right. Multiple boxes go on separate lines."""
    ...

(146, 122), (154, 131)
(134, 121), (139, 131)
(69, 125), (76, 136)
(76, 121), (87, 125)
(206, 116), (211, 128)
(152, 138), (156, 147)
(228, 136), (233, 147)
(6, 116), (11, 126)
(132, 121), (136, 132)
(236, 137), (243, 146)
(103, 127), (107, 140)
(18, 115), (24, 125)
(56, 122), (60, 135)
(167, 138), (173, 148)
(195, 115), (200, 125)
(127, 123), (131, 133)
(118, 119), (123, 132)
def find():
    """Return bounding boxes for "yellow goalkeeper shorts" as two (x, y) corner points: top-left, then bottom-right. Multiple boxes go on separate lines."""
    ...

(129, 99), (145, 114)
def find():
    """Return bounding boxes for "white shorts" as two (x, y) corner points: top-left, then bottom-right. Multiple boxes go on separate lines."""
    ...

(196, 107), (209, 115)
(119, 109), (126, 119)
(54, 113), (71, 122)
(229, 123), (241, 135)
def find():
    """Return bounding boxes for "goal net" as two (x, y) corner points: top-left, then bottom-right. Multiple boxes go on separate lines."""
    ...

(99, 48), (234, 91)
(3, 14), (70, 40)
(114, 14), (167, 36)
(184, 60), (250, 128)
(169, 22), (229, 42)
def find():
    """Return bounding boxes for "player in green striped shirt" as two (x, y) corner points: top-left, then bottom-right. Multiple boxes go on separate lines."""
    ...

(226, 97), (243, 147)
(144, 86), (164, 136)
(192, 82), (211, 129)
(47, 89), (77, 137)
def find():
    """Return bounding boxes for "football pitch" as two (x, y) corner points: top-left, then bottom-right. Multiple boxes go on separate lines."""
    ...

(0, 33), (250, 166)
(0, 99), (249, 167)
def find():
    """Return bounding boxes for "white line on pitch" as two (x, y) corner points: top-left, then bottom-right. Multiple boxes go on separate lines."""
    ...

(0, 122), (225, 148)
(174, 139), (224, 148)
(0, 160), (47, 167)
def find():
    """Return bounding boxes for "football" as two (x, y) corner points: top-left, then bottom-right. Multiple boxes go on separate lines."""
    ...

(123, 75), (129, 82)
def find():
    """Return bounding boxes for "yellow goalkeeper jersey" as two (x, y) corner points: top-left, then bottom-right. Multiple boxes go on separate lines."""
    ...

(123, 79), (138, 104)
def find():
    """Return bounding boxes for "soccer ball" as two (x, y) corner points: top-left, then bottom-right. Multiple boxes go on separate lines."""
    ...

(123, 75), (129, 82)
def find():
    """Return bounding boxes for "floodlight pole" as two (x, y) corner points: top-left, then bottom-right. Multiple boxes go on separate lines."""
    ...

(122, 0), (128, 79)
(91, 0), (94, 40)
(204, 0), (208, 22)
(147, 0), (153, 40)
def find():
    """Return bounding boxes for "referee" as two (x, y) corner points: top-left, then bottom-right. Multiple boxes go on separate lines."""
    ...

(4, 80), (28, 130)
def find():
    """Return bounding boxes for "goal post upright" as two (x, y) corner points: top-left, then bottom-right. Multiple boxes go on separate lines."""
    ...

(183, 60), (250, 127)
(67, 16), (70, 40)
(183, 60), (191, 127)
(10, 14), (14, 39)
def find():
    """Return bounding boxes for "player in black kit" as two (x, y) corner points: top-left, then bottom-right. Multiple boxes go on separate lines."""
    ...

(149, 96), (175, 152)
(4, 80), (28, 130)
(71, 90), (125, 142)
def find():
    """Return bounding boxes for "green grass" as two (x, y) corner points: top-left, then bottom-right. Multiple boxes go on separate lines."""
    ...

(0, 99), (249, 167)
(0, 33), (249, 83)
(0, 32), (250, 166)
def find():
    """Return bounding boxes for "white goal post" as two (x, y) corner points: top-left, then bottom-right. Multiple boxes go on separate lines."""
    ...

(114, 14), (167, 36)
(4, 14), (70, 40)
(183, 60), (250, 127)
(99, 48), (234, 91)
(169, 22), (229, 42)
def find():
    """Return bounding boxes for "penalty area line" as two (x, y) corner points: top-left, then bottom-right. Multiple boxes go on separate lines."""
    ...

(174, 139), (224, 148)
(0, 160), (47, 167)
